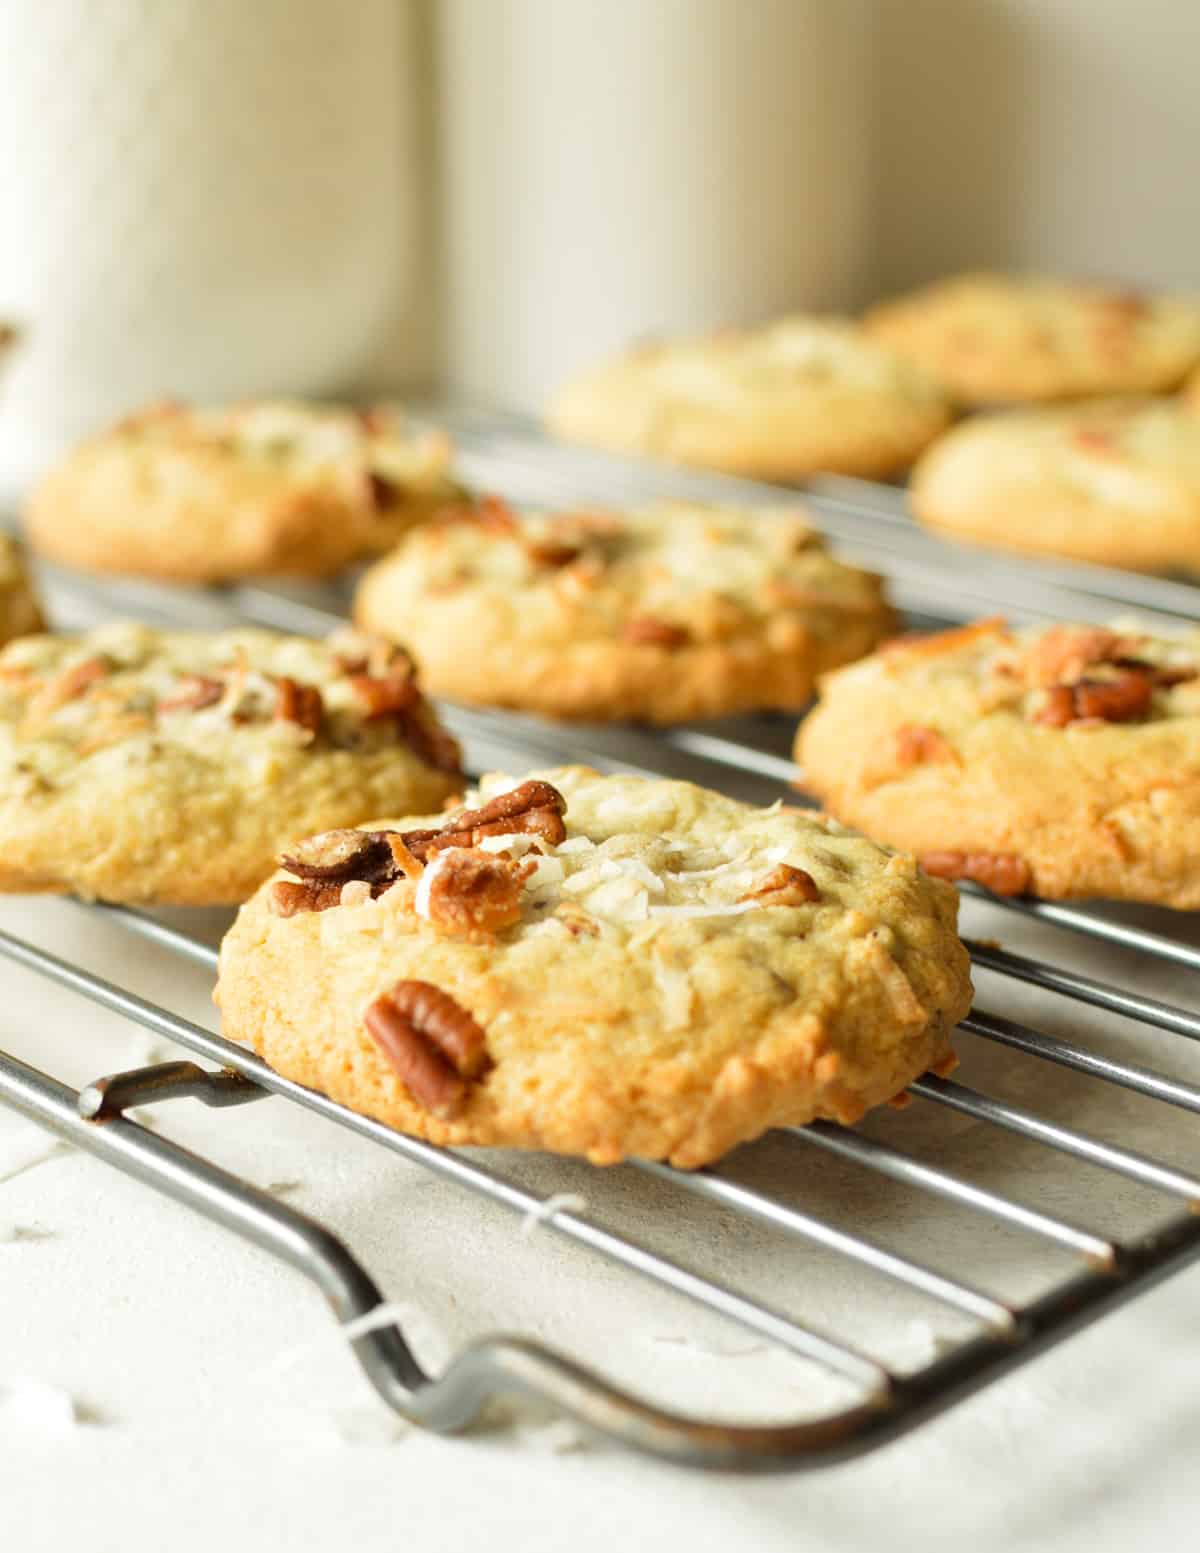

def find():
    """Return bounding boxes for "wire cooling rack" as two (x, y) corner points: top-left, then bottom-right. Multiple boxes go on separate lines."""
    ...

(1, 418), (1199, 1472)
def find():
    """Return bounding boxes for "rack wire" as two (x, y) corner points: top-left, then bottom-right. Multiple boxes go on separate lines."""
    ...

(1, 418), (1199, 1472)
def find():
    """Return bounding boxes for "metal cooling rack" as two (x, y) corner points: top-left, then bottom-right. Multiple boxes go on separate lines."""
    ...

(1, 420), (1200, 1473)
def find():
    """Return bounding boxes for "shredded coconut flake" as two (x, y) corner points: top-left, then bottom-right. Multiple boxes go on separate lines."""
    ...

(610, 857), (665, 895)
(648, 901), (758, 920)
(555, 836), (595, 855)
(519, 1192), (589, 1238)
(413, 849), (455, 918)
(478, 832), (539, 856)
(0, 1379), (81, 1435)
(523, 854), (565, 892)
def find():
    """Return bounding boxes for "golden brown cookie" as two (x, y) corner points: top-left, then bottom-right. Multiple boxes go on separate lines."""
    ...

(353, 496), (896, 723)
(796, 618), (1200, 908)
(546, 316), (952, 480)
(0, 534), (44, 645)
(25, 399), (462, 582)
(215, 767), (970, 1166)
(865, 273), (1200, 406)
(0, 624), (462, 904)
(909, 398), (1200, 573)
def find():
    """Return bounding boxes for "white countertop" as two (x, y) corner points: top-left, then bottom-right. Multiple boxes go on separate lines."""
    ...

(1, 876), (1199, 1553)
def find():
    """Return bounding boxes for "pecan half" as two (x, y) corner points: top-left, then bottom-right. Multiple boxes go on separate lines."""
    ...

(364, 980), (491, 1118)
(273, 675), (324, 736)
(159, 674), (224, 712)
(401, 780), (567, 861)
(920, 851), (1032, 896)
(421, 849), (534, 936)
(623, 616), (689, 648)
(739, 863), (819, 906)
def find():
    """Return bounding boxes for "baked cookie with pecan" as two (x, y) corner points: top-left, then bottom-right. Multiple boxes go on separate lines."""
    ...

(796, 618), (1200, 907)
(353, 497), (896, 723)
(0, 534), (44, 645)
(865, 274), (1200, 406)
(25, 399), (462, 582)
(909, 399), (1200, 573)
(215, 767), (970, 1166)
(0, 624), (461, 904)
(546, 317), (952, 480)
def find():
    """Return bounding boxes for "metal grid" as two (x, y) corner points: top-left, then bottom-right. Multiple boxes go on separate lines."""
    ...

(1, 421), (1199, 1473)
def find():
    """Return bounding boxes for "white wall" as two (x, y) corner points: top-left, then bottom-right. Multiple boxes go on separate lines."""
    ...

(370, 0), (1200, 399)
(874, 0), (1200, 298)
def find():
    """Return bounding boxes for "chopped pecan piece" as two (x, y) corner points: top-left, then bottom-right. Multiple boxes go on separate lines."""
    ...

(364, 470), (399, 511)
(438, 494), (519, 536)
(739, 863), (819, 906)
(1033, 668), (1153, 727)
(420, 848), (534, 936)
(401, 780), (567, 861)
(894, 723), (959, 767)
(1072, 671), (1153, 723)
(349, 668), (422, 719)
(1032, 685), (1076, 728)
(525, 540), (583, 568)
(279, 827), (400, 885)
(392, 705), (463, 775)
(920, 851), (1032, 897)
(364, 980), (491, 1118)
(1071, 427), (1117, 454)
(1022, 626), (1124, 688)
(159, 674), (224, 712)
(623, 616), (689, 648)
(273, 675), (324, 736)
(46, 655), (109, 707)
(268, 878), (345, 916)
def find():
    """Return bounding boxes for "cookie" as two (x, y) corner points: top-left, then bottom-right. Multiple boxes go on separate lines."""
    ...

(796, 618), (1200, 908)
(865, 273), (1200, 406)
(353, 496), (897, 723)
(909, 399), (1200, 573)
(0, 624), (462, 905)
(25, 399), (462, 583)
(545, 316), (952, 480)
(0, 534), (44, 645)
(215, 767), (970, 1166)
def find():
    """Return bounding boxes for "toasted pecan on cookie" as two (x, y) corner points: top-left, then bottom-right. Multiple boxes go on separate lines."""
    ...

(796, 618), (1200, 908)
(547, 316), (951, 480)
(354, 496), (896, 723)
(865, 273), (1200, 406)
(25, 399), (463, 582)
(0, 623), (462, 904)
(216, 767), (970, 1166)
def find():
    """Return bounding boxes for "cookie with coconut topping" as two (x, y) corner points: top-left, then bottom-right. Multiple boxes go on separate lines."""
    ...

(909, 399), (1200, 573)
(215, 766), (970, 1167)
(0, 624), (462, 904)
(796, 618), (1200, 908)
(865, 274), (1200, 406)
(24, 399), (463, 582)
(546, 316), (952, 480)
(0, 534), (44, 645)
(353, 497), (896, 723)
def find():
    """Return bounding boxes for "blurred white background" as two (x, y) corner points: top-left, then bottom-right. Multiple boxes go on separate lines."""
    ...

(1, 0), (1197, 463)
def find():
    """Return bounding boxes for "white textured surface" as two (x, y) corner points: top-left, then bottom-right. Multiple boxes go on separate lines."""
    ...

(0, 0), (407, 492)
(0, 881), (1199, 1551)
